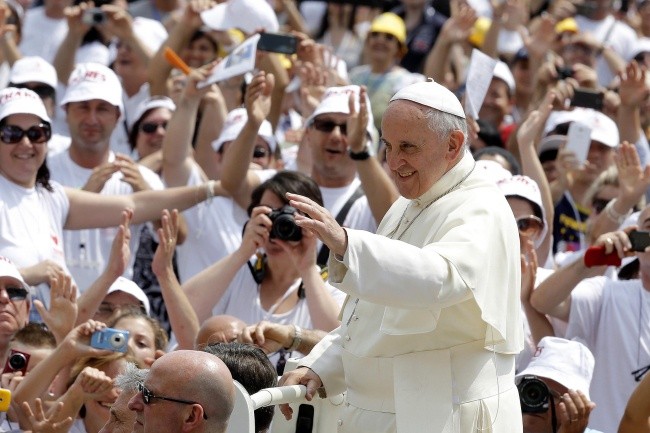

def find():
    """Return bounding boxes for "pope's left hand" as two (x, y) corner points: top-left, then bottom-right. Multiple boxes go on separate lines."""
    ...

(287, 193), (347, 257)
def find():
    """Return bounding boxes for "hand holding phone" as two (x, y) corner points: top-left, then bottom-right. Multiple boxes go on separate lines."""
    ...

(565, 121), (592, 166)
(571, 88), (604, 110)
(628, 230), (650, 252)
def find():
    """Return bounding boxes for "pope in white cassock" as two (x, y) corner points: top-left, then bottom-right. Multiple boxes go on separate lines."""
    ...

(281, 79), (524, 433)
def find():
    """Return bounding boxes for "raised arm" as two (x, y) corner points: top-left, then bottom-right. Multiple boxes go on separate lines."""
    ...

(219, 71), (274, 209)
(151, 209), (199, 349)
(348, 87), (398, 223)
(617, 61), (649, 147)
(52, 3), (91, 84)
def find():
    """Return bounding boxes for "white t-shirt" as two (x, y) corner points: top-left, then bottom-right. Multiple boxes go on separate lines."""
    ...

(212, 265), (346, 329)
(175, 164), (249, 283)
(0, 174), (70, 310)
(18, 7), (68, 64)
(47, 149), (164, 291)
(566, 276), (650, 433)
(320, 177), (377, 232)
(575, 15), (637, 87)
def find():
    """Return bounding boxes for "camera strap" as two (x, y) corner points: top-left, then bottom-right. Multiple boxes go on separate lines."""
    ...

(317, 186), (364, 266)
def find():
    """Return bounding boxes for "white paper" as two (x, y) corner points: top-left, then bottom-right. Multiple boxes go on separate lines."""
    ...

(197, 34), (261, 89)
(464, 49), (497, 119)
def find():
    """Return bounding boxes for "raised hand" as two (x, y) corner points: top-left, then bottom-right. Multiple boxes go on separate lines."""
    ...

(105, 209), (132, 280)
(22, 399), (74, 433)
(245, 71), (275, 126)
(152, 209), (179, 277)
(35, 269), (78, 343)
(618, 61), (649, 108)
(346, 87), (370, 154)
(116, 154), (151, 192)
(288, 193), (347, 257)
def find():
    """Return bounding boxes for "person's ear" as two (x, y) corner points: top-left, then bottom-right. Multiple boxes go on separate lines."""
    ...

(181, 404), (205, 432)
(447, 130), (465, 160)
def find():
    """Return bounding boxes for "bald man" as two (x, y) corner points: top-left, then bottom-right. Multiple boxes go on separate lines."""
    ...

(195, 315), (246, 348)
(128, 350), (235, 433)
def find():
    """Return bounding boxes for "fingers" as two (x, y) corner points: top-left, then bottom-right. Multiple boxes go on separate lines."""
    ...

(286, 193), (324, 220)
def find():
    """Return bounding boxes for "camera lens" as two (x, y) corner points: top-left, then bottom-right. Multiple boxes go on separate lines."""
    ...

(8, 353), (27, 371)
(92, 11), (104, 23)
(518, 376), (550, 413)
(269, 206), (302, 242)
(109, 332), (126, 349)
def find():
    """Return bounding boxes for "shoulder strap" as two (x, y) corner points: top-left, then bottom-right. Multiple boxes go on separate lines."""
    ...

(317, 186), (365, 266)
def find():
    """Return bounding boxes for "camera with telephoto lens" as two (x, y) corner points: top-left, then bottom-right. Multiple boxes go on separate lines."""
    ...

(90, 328), (130, 353)
(518, 375), (551, 413)
(268, 205), (302, 242)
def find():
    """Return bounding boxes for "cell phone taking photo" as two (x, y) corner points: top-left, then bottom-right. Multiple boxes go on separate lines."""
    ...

(570, 88), (604, 111)
(628, 230), (650, 252)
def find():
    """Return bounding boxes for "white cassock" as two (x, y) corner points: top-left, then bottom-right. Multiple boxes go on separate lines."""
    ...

(299, 151), (524, 433)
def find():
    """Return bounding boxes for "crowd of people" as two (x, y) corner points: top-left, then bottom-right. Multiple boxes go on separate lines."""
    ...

(0, 0), (649, 431)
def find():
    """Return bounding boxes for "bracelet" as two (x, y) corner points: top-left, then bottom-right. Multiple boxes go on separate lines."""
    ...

(604, 198), (631, 225)
(205, 180), (216, 204)
(286, 325), (302, 352)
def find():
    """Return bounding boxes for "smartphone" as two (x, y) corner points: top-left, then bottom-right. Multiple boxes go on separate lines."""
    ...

(565, 121), (592, 166)
(571, 88), (604, 110)
(91, 328), (130, 353)
(629, 230), (650, 252)
(82, 7), (106, 26)
(0, 389), (10, 412)
(2, 349), (30, 375)
(257, 33), (298, 55)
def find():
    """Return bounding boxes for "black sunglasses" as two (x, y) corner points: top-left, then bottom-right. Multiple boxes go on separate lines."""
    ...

(138, 383), (207, 419)
(140, 121), (168, 134)
(516, 215), (544, 238)
(12, 83), (55, 99)
(3, 286), (29, 301)
(311, 118), (347, 135)
(0, 124), (51, 144)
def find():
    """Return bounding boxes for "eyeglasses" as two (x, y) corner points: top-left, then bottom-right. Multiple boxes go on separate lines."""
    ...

(140, 121), (168, 134)
(0, 124), (51, 144)
(138, 383), (208, 419)
(591, 197), (611, 214)
(516, 215), (544, 239)
(311, 118), (347, 135)
(2, 286), (29, 301)
(253, 146), (269, 158)
(369, 31), (396, 41)
(11, 83), (56, 100)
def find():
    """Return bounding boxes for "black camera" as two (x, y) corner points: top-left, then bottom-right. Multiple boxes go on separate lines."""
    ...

(556, 66), (574, 80)
(268, 205), (302, 242)
(518, 375), (551, 413)
(82, 7), (106, 25)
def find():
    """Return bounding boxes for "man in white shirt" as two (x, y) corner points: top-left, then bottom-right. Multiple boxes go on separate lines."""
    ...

(47, 63), (164, 292)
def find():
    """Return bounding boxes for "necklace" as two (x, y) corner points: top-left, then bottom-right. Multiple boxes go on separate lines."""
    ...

(386, 163), (476, 240)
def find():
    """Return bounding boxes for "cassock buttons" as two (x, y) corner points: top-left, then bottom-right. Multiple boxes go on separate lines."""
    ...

(345, 335), (351, 341)
(337, 420), (343, 426)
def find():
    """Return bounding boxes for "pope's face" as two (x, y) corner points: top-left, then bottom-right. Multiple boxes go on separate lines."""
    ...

(382, 100), (464, 199)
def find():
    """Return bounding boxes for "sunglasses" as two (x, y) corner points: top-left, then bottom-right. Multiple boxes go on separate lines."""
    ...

(591, 197), (611, 214)
(138, 383), (207, 419)
(140, 121), (168, 134)
(3, 286), (29, 301)
(311, 118), (347, 135)
(0, 124), (51, 144)
(517, 215), (544, 239)
(12, 83), (55, 99)
(369, 31), (396, 41)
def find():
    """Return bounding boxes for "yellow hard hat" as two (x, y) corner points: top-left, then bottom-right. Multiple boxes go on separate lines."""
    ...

(468, 17), (491, 48)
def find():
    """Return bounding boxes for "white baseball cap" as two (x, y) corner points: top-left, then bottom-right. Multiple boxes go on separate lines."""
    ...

(545, 108), (619, 148)
(476, 159), (513, 184)
(516, 337), (595, 399)
(497, 175), (548, 246)
(493, 61), (515, 94)
(628, 37), (650, 62)
(60, 63), (123, 112)
(390, 78), (466, 119)
(9, 56), (58, 89)
(200, 0), (279, 34)
(306, 85), (376, 141)
(0, 87), (51, 123)
(0, 256), (30, 293)
(130, 96), (176, 131)
(106, 277), (150, 316)
(211, 107), (276, 153)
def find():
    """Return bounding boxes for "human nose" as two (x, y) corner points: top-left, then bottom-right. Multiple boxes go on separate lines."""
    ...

(0, 288), (11, 304)
(128, 391), (144, 412)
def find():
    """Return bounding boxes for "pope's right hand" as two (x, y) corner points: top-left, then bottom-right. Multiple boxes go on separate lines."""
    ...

(278, 367), (323, 420)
